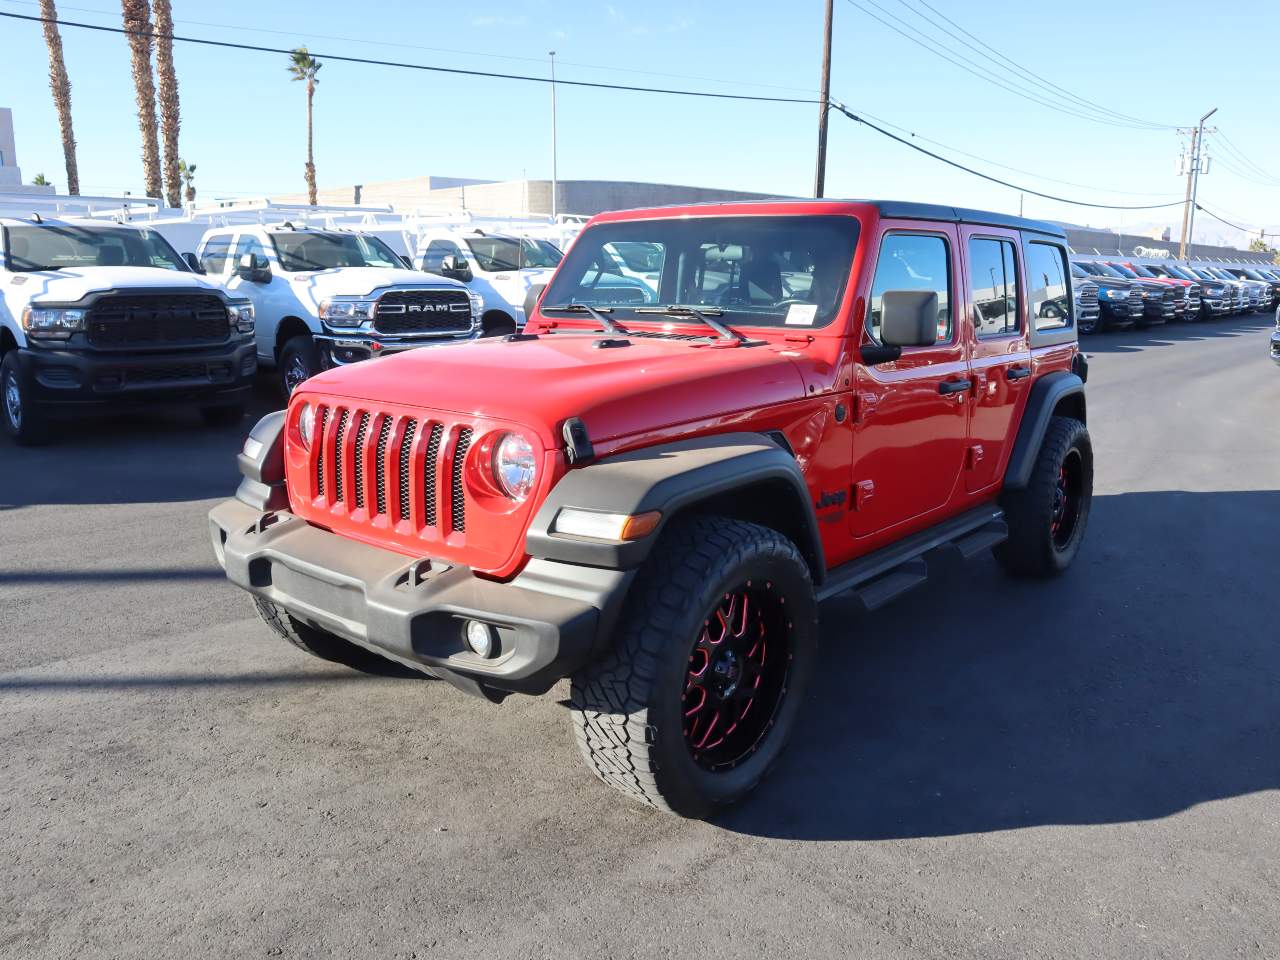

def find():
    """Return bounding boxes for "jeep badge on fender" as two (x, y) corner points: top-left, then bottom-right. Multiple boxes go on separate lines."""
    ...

(209, 200), (1092, 819)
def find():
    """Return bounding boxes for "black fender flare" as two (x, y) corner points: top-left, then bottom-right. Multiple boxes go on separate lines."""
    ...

(525, 432), (825, 582)
(234, 410), (289, 511)
(1004, 371), (1086, 490)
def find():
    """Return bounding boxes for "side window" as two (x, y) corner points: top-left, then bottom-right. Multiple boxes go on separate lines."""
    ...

(866, 233), (952, 342)
(421, 239), (461, 273)
(233, 233), (267, 265)
(968, 238), (1021, 338)
(1027, 242), (1071, 331)
(200, 235), (233, 275)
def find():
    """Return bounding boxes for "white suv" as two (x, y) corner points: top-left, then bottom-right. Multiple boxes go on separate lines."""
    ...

(413, 228), (563, 336)
(195, 224), (482, 395)
(1, 216), (257, 445)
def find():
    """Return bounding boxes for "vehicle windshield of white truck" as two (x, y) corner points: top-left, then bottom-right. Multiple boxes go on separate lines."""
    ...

(540, 215), (859, 329)
(270, 232), (405, 272)
(465, 236), (562, 272)
(3, 224), (188, 273)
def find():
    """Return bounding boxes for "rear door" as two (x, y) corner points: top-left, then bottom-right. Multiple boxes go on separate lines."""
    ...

(960, 227), (1032, 493)
(850, 223), (971, 539)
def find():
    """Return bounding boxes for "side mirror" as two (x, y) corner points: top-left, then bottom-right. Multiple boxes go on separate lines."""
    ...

(236, 252), (271, 283)
(440, 254), (473, 283)
(880, 290), (939, 348)
(182, 252), (204, 274)
(398, 254), (413, 269)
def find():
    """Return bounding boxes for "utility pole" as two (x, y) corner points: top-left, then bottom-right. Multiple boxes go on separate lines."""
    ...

(549, 51), (559, 221)
(812, 0), (833, 198)
(1178, 107), (1217, 260)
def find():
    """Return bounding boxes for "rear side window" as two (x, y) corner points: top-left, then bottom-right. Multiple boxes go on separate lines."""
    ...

(234, 234), (268, 264)
(867, 233), (952, 343)
(1027, 242), (1071, 331)
(968, 237), (1020, 338)
(200, 235), (233, 275)
(421, 238), (464, 273)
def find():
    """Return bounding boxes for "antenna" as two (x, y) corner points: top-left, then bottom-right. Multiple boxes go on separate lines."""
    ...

(30, 212), (43, 223)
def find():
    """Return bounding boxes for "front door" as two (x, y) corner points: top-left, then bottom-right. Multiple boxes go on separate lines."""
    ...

(850, 225), (971, 539)
(960, 227), (1032, 493)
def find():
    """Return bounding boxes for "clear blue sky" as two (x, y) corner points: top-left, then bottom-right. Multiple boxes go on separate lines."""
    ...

(1, 0), (1277, 244)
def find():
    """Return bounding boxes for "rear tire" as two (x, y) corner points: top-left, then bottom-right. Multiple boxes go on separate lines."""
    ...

(995, 416), (1092, 578)
(252, 597), (396, 673)
(279, 335), (321, 397)
(1, 352), (49, 446)
(569, 516), (818, 818)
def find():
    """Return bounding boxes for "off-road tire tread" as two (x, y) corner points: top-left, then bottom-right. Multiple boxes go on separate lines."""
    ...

(569, 516), (811, 815)
(995, 415), (1092, 578)
(252, 596), (386, 671)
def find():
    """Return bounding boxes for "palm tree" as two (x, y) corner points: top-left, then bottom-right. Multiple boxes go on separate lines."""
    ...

(32, 173), (51, 186)
(38, 0), (79, 195)
(152, 0), (181, 208)
(178, 159), (196, 203)
(287, 47), (322, 206)
(121, 0), (162, 199)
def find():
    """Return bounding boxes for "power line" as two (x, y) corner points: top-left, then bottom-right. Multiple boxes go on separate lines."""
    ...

(0, 0), (820, 96)
(1211, 132), (1280, 185)
(830, 101), (1188, 210)
(0, 11), (820, 105)
(841, 0), (1171, 130)
(895, 0), (1175, 130)
(1193, 204), (1280, 238)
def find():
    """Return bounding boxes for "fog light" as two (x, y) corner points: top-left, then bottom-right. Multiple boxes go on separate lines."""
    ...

(465, 620), (496, 658)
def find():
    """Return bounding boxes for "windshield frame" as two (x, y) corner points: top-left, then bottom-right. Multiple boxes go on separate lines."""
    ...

(268, 230), (407, 272)
(2, 222), (190, 274)
(539, 214), (862, 332)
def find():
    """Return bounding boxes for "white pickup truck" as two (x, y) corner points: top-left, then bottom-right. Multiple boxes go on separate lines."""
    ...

(1, 215), (257, 445)
(194, 224), (482, 395)
(413, 228), (563, 336)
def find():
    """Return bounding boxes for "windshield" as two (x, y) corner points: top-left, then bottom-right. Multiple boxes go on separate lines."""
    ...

(1108, 262), (1140, 279)
(541, 215), (860, 329)
(3, 223), (187, 273)
(1070, 263), (1090, 279)
(1165, 265), (1196, 281)
(1082, 261), (1126, 280)
(270, 232), (405, 271)
(464, 236), (561, 272)
(1127, 263), (1159, 278)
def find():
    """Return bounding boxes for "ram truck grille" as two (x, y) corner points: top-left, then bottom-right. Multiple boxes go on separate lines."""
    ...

(374, 289), (473, 336)
(87, 294), (229, 349)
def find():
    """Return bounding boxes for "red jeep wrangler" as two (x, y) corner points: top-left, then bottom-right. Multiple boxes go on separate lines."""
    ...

(210, 200), (1092, 818)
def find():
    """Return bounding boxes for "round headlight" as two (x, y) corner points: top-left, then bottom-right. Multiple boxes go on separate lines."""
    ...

(493, 433), (536, 501)
(298, 402), (315, 451)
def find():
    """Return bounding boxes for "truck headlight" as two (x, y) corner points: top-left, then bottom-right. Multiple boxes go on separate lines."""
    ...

(1100, 288), (1125, 300)
(228, 302), (255, 334)
(22, 306), (86, 339)
(319, 299), (376, 327)
(493, 432), (536, 501)
(468, 291), (484, 323)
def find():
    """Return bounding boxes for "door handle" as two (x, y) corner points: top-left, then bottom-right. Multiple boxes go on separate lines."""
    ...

(1006, 365), (1032, 381)
(938, 378), (972, 395)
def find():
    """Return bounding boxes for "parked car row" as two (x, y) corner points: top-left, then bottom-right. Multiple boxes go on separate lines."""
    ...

(1071, 256), (1278, 334)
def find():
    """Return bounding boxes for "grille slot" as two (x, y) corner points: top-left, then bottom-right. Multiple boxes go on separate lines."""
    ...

(374, 417), (393, 515)
(333, 409), (350, 503)
(87, 295), (229, 349)
(451, 427), (473, 533)
(353, 413), (370, 509)
(398, 419), (418, 521)
(374, 289), (473, 335)
(314, 406), (330, 499)
(424, 423), (444, 527)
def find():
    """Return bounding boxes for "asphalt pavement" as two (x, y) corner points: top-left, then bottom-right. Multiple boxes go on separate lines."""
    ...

(2, 312), (1278, 959)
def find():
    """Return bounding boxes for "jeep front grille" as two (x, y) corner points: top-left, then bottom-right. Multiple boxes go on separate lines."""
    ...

(374, 289), (473, 336)
(308, 403), (474, 536)
(87, 294), (229, 349)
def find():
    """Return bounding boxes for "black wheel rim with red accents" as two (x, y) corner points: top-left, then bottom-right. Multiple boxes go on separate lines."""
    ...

(682, 582), (793, 772)
(1051, 449), (1084, 550)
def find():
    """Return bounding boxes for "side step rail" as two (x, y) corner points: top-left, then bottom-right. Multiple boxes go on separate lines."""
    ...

(816, 506), (1007, 611)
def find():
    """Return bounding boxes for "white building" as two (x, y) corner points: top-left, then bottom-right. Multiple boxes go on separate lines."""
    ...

(0, 107), (55, 195)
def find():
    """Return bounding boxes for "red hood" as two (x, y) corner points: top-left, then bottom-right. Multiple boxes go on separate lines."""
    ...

(300, 333), (808, 450)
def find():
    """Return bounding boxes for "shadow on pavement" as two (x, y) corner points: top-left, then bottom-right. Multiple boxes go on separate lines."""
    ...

(0, 665), (428, 692)
(1082, 312), (1274, 355)
(721, 489), (1280, 840)
(1, 566), (225, 584)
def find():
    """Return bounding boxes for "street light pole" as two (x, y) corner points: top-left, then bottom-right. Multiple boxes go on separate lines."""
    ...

(549, 50), (558, 220)
(812, 0), (833, 198)
(1179, 106), (1216, 260)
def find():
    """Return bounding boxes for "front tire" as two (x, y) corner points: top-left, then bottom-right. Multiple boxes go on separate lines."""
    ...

(995, 416), (1092, 578)
(253, 597), (394, 673)
(1, 352), (48, 446)
(279, 335), (321, 397)
(569, 516), (818, 818)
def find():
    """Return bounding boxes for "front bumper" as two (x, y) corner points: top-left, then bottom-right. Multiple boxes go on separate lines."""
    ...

(316, 327), (480, 366)
(209, 498), (632, 698)
(1201, 297), (1232, 316)
(15, 338), (256, 410)
(1270, 330), (1280, 365)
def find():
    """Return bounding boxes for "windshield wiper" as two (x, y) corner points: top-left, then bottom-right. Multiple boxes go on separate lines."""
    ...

(634, 304), (742, 342)
(540, 302), (623, 334)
